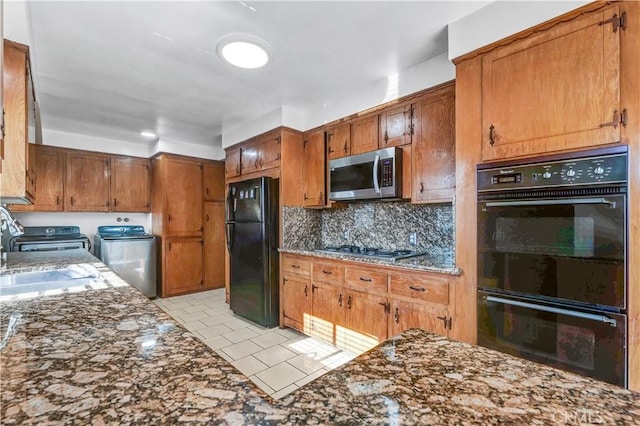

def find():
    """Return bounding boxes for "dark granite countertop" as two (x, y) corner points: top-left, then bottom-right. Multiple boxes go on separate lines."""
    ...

(279, 247), (462, 275)
(2, 250), (639, 424)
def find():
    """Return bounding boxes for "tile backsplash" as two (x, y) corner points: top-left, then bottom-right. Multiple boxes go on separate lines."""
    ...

(282, 201), (455, 260)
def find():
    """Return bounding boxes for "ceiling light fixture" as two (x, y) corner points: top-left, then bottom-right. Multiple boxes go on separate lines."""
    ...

(217, 36), (269, 69)
(140, 131), (157, 139)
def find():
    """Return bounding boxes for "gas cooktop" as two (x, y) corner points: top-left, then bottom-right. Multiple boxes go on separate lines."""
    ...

(315, 245), (427, 261)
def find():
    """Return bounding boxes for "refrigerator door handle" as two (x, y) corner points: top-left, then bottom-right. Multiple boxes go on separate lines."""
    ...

(225, 223), (234, 253)
(226, 186), (235, 222)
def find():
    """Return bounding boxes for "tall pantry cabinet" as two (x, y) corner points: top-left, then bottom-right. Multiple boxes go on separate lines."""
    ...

(151, 154), (225, 297)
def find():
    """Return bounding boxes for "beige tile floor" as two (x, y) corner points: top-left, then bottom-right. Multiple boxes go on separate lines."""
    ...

(153, 288), (358, 399)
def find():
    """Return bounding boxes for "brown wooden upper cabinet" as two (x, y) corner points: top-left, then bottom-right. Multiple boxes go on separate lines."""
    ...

(413, 83), (456, 203)
(240, 140), (260, 175)
(110, 156), (150, 212)
(161, 158), (203, 236)
(65, 152), (110, 211)
(225, 146), (241, 178)
(203, 162), (225, 201)
(481, 4), (623, 161)
(11, 144), (64, 212)
(1, 40), (36, 204)
(303, 129), (326, 207)
(379, 100), (414, 148)
(326, 122), (351, 160)
(350, 113), (379, 155)
(258, 132), (282, 170)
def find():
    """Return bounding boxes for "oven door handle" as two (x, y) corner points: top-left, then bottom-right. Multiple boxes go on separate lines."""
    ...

(485, 296), (618, 327)
(483, 197), (617, 209)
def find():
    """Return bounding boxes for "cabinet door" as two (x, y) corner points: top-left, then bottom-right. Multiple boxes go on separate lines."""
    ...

(163, 237), (204, 296)
(240, 141), (260, 174)
(203, 163), (225, 201)
(225, 147), (241, 178)
(65, 152), (110, 211)
(380, 101), (413, 148)
(389, 299), (450, 338)
(350, 114), (379, 155)
(481, 5), (621, 161)
(1, 40), (34, 203)
(326, 123), (351, 160)
(303, 129), (326, 207)
(413, 84), (456, 203)
(164, 159), (203, 236)
(282, 275), (312, 333)
(259, 134), (281, 170)
(341, 290), (388, 353)
(11, 145), (64, 211)
(111, 157), (150, 212)
(310, 281), (343, 346)
(203, 202), (225, 289)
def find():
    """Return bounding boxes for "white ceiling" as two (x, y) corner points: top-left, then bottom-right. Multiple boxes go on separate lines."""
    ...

(23, 1), (491, 149)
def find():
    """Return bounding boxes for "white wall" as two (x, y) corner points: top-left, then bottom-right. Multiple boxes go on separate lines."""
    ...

(221, 51), (455, 148)
(448, 1), (591, 61)
(13, 212), (151, 254)
(43, 128), (151, 158)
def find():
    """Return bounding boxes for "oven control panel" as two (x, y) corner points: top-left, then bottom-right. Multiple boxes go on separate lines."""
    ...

(478, 149), (627, 192)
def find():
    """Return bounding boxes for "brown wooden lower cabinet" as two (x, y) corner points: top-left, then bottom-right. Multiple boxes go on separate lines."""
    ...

(389, 299), (450, 337)
(281, 275), (312, 332)
(340, 290), (388, 353)
(203, 202), (225, 289)
(161, 237), (204, 297)
(309, 281), (343, 344)
(280, 253), (455, 348)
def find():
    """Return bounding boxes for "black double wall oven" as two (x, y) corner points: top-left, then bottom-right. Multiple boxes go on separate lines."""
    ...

(476, 146), (628, 387)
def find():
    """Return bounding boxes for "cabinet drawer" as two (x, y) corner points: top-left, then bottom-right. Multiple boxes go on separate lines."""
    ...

(345, 267), (387, 293)
(313, 262), (345, 284)
(390, 273), (449, 306)
(282, 255), (312, 278)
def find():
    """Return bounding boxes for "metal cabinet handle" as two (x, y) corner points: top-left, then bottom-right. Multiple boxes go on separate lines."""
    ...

(113, 198), (117, 207)
(489, 124), (496, 146)
(359, 277), (372, 282)
(419, 182), (424, 194)
(70, 196), (75, 206)
(338, 293), (343, 307)
(56, 196), (60, 206)
(347, 295), (352, 309)
(292, 264), (300, 269)
(409, 285), (426, 292)
(206, 214), (210, 222)
(394, 307), (399, 323)
(384, 130), (389, 143)
(167, 213), (172, 221)
(304, 285), (308, 297)
(322, 270), (333, 275)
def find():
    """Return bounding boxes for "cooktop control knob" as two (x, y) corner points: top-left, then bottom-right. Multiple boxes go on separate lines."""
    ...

(543, 172), (552, 179)
(594, 166), (605, 175)
(566, 169), (576, 177)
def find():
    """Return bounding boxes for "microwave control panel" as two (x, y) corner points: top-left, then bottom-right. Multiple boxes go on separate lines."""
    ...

(381, 159), (394, 187)
(477, 150), (627, 192)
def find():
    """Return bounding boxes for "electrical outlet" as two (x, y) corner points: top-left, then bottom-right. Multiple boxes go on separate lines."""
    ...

(343, 230), (350, 240)
(408, 232), (417, 246)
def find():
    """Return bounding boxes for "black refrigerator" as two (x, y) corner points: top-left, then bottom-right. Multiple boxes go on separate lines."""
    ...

(225, 177), (279, 328)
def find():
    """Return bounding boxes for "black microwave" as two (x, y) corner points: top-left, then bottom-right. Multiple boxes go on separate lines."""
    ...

(329, 147), (402, 201)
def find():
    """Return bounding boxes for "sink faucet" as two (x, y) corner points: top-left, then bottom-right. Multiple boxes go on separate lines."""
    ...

(0, 205), (25, 236)
(0, 205), (24, 267)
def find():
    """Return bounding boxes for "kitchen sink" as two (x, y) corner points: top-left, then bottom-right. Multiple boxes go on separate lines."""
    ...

(0, 265), (104, 297)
